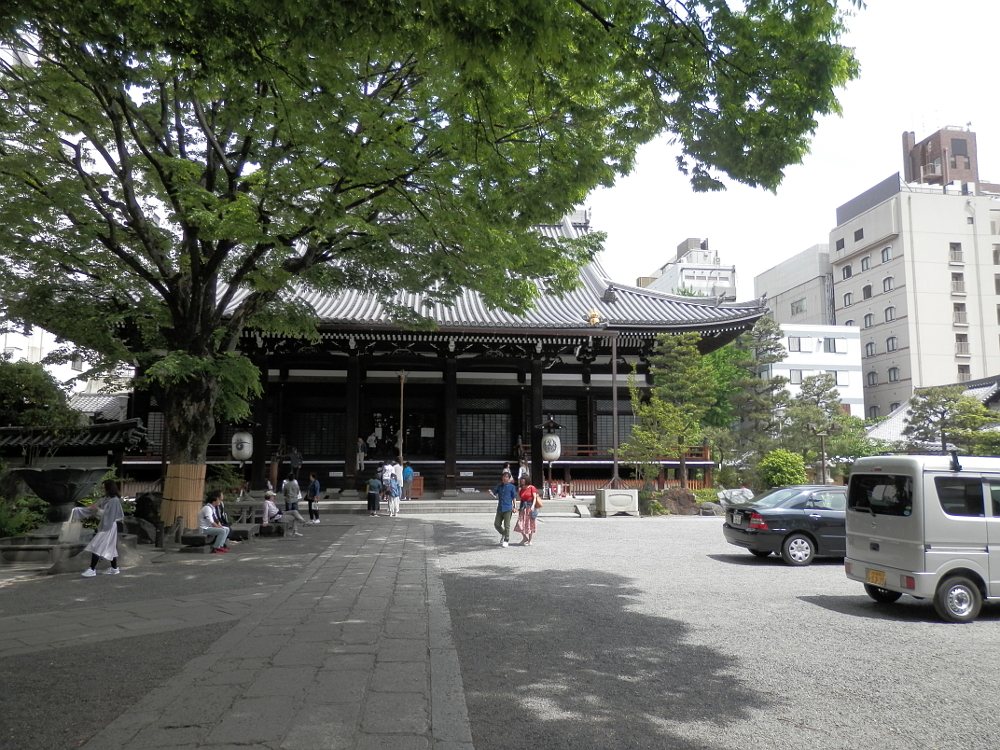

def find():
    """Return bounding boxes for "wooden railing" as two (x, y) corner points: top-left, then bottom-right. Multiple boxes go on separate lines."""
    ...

(530, 445), (711, 462)
(564, 478), (707, 496)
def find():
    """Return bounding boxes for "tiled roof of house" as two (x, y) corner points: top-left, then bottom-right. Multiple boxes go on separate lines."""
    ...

(0, 419), (146, 450)
(226, 214), (767, 336)
(867, 375), (1000, 444)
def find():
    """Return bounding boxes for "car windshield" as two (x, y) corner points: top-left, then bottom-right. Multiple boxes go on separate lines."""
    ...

(750, 488), (805, 509)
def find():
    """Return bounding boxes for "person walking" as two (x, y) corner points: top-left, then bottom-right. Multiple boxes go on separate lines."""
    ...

(305, 472), (322, 524)
(492, 474), (518, 548)
(73, 479), (125, 576)
(199, 491), (231, 554)
(501, 462), (513, 482)
(282, 472), (301, 512)
(402, 462), (414, 500)
(366, 473), (383, 517)
(391, 458), (403, 498)
(515, 475), (541, 545)
(287, 447), (303, 480)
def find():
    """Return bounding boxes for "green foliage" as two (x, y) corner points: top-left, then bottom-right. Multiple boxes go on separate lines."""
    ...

(702, 344), (743, 428)
(0, 1), (858, 463)
(0, 355), (81, 430)
(205, 464), (246, 499)
(757, 449), (808, 490)
(903, 386), (1000, 453)
(0, 494), (47, 537)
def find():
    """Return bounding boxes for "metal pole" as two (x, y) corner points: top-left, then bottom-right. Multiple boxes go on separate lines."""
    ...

(819, 434), (827, 485)
(397, 370), (406, 463)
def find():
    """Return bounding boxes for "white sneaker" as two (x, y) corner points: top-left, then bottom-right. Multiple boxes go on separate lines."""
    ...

(501, 541), (509, 548)
(102, 567), (120, 575)
(81, 569), (97, 577)
(313, 519), (321, 524)
(293, 531), (304, 537)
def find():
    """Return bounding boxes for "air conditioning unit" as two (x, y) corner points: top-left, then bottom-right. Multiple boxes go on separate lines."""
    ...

(594, 488), (639, 517)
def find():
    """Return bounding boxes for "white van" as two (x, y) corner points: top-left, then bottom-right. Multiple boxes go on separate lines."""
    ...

(845, 454), (1000, 622)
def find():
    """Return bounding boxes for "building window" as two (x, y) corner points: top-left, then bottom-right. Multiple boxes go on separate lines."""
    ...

(854, 228), (865, 242)
(881, 246), (893, 263)
(968, 217), (975, 225)
(790, 299), (805, 316)
(866, 371), (878, 387)
(995, 274), (1000, 295)
(843, 319), (854, 327)
(952, 273), (966, 294)
(886, 336), (898, 352)
(842, 265), (853, 280)
(789, 370), (803, 385)
(958, 365), (972, 382)
(884, 307), (896, 322)
(824, 338), (837, 353)
(889, 402), (901, 412)
(71, 356), (83, 372)
(865, 342), (876, 358)
(883, 277), (894, 293)
(843, 292), (853, 307)
(956, 333), (970, 355)
(954, 303), (967, 324)
(888, 367), (899, 382)
(863, 313), (874, 328)
(861, 256), (871, 271)
(950, 242), (964, 263)
(826, 370), (849, 386)
(862, 285), (872, 300)
(994, 245), (1000, 265)
(836, 238), (845, 251)
(868, 405), (880, 420)
(787, 336), (801, 352)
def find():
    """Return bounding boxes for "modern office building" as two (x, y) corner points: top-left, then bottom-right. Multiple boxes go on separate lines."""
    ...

(755, 244), (834, 325)
(831, 127), (1000, 419)
(773, 324), (864, 418)
(636, 238), (737, 299)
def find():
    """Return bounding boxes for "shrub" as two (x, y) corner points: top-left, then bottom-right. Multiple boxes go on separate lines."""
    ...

(758, 449), (808, 489)
(0, 494), (47, 537)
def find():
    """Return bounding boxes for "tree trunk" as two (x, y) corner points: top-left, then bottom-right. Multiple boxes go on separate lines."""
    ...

(159, 374), (220, 529)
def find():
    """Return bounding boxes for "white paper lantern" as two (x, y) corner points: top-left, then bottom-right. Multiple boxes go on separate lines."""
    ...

(231, 432), (253, 461)
(541, 434), (561, 461)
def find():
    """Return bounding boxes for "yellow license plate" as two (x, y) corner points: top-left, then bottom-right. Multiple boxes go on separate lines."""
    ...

(867, 569), (886, 586)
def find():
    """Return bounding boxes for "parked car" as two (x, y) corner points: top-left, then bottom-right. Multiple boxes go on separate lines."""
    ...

(722, 485), (848, 565)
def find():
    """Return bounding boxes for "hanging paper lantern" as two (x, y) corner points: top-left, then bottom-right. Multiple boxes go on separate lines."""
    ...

(231, 432), (253, 461)
(541, 434), (561, 461)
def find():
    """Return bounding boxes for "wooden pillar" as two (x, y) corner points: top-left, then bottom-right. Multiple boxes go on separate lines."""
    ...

(250, 355), (269, 490)
(345, 353), (360, 480)
(530, 357), (543, 487)
(443, 358), (458, 494)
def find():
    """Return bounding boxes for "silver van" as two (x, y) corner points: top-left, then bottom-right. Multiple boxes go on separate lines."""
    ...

(845, 454), (1000, 622)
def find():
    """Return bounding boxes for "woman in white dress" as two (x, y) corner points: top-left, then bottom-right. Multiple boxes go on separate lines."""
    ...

(72, 479), (125, 577)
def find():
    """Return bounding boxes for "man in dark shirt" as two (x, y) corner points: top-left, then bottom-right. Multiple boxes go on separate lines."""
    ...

(492, 474), (518, 548)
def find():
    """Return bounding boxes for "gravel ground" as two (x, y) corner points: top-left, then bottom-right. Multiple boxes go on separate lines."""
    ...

(434, 514), (1000, 750)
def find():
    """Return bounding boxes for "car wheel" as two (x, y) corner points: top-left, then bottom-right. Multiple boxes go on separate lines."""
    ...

(749, 550), (772, 558)
(933, 576), (982, 623)
(780, 534), (815, 566)
(864, 584), (902, 604)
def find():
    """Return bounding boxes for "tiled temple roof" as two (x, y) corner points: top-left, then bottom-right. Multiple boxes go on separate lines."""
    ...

(0, 419), (146, 450)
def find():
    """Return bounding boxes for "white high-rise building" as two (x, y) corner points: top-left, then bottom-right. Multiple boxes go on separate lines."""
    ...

(830, 127), (1000, 419)
(636, 238), (737, 299)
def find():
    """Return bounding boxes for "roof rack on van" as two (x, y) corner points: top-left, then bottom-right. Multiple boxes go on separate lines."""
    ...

(950, 450), (962, 472)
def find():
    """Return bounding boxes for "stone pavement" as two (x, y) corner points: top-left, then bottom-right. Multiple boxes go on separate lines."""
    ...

(3, 520), (474, 750)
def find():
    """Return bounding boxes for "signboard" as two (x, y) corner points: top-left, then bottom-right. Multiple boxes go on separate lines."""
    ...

(459, 471), (474, 477)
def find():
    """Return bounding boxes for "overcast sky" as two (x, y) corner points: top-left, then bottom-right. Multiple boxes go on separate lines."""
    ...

(586, 0), (1000, 300)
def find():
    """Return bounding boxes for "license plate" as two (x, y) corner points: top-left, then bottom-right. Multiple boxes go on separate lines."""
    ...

(867, 569), (886, 586)
(732, 512), (742, 525)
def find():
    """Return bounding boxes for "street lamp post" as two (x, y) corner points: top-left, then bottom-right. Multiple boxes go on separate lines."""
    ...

(397, 370), (407, 463)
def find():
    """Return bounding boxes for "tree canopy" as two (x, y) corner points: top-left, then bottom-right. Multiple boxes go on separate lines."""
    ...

(0, 1), (859, 465)
(903, 386), (1000, 453)
(0, 355), (79, 429)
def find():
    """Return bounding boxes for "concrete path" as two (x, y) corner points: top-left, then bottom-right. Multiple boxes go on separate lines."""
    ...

(0, 520), (473, 750)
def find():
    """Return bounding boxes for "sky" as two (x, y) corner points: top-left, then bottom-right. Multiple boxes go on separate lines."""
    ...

(586, 0), (1000, 301)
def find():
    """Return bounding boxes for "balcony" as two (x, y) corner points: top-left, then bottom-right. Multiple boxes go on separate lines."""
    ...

(954, 311), (968, 324)
(950, 250), (965, 263)
(951, 281), (967, 294)
(956, 342), (971, 356)
(958, 371), (972, 382)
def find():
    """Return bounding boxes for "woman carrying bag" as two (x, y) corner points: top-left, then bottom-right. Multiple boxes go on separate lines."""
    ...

(515, 475), (542, 546)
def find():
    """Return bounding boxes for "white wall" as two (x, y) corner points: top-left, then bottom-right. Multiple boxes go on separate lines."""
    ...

(774, 324), (865, 418)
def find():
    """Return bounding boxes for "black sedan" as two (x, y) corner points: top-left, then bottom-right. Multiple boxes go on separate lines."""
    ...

(722, 485), (847, 566)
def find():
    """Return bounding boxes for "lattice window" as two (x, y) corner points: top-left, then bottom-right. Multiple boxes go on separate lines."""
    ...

(543, 399), (577, 411)
(456, 414), (511, 456)
(594, 414), (637, 449)
(457, 397), (510, 411)
(287, 411), (345, 457)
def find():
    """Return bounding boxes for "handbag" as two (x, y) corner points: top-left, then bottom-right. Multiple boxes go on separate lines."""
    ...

(533, 491), (544, 510)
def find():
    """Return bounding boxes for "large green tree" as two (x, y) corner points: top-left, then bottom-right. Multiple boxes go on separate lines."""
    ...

(903, 386), (1000, 453)
(0, 1), (859, 515)
(0, 355), (79, 429)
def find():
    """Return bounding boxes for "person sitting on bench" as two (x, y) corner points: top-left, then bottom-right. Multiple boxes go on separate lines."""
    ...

(262, 490), (305, 537)
(200, 491), (230, 554)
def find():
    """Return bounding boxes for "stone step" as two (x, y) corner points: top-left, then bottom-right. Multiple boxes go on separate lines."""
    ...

(310, 498), (589, 515)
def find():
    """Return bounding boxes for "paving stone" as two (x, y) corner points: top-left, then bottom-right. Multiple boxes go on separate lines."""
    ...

(322, 652), (376, 671)
(356, 734), (431, 750)
(243, 666), (317, 698)
(310, 669), (369, 703)
(370, 661), (428, 693)
(376, 637), (428, 662)
(360, 691), (429, 734)
(278, 721), (353, 750)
